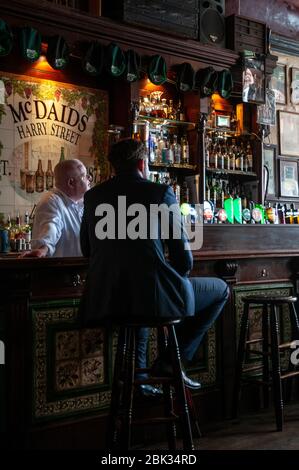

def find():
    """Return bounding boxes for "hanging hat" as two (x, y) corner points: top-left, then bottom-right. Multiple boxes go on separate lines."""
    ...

(176, 62), (195, 92)
(196, 66), (218, 97)
(125, 49), (141, 82)
(46, 35), (70, 70)
(82, 41), (104, 76)
(106, 42), (126, 77)
(148, 55), (167, 85)
(0, 19), (13, 57)
(20, 26), (41, 62)
(217, 69), (233, 99)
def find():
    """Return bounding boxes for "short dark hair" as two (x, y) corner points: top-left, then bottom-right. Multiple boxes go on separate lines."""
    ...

(108, 138), (147, 173)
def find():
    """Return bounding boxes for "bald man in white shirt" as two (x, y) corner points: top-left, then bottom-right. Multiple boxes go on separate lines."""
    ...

(24, 159), (91, 258)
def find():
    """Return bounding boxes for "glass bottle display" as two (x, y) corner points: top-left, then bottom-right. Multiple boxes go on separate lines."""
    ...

(35, 159), (44, 192)
(46, 159), (54, 190)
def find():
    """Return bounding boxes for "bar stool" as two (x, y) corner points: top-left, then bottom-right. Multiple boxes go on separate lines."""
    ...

(233, 295), (299, 431)
(106, 317), (195, 450)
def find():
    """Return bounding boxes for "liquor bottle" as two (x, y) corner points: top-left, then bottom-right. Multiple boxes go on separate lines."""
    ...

(168, 99), (175, 120)
(205, 178), (211, 201)
(181, 181), (190, 204)
(35, 159), (44, 192)
(176, 100), (185, 121)
(59, 146), (65, 162)
(161, 98), (168, 118)
(246, 143), (253, 172)
(209, 143), (217, 169)
(181, 135), (189, 165)
(46, 160), (54, 190)
(172, 135), (181, 164)
(235, 146), (243, 171)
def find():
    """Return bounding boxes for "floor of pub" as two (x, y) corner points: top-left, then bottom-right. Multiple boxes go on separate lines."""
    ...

(139, 403), (299, 450)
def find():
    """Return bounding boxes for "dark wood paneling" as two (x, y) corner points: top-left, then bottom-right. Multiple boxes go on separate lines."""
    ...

(1, 0), (238, 69)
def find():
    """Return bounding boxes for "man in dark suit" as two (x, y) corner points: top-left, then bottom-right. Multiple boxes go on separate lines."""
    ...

(80, 139), (228, 392)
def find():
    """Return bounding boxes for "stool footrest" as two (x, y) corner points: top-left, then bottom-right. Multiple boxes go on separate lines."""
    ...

(281, 370), (299, 380)
(243, 364), (263, 373)
(133, 415), (179, 426)
(134, 377), (174, 385)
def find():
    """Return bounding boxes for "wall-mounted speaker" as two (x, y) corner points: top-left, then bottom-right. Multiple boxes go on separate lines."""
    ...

(199, 0), (225, 47)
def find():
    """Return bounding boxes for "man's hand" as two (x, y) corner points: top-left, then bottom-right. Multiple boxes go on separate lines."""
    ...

(20, 246), (49, 258)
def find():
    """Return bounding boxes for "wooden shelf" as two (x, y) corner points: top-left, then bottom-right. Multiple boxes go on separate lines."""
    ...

(149, 162), (197, 172)
(135, 117), (196, 129)
(206, 167), (257, 178)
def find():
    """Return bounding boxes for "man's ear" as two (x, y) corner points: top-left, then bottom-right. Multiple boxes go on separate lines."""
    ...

(137, 159), (145, 173)
(68, 177), (75, 188)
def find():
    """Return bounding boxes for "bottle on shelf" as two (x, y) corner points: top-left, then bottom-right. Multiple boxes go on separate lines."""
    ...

(246, 143), (253, 172)
(59, 146), (65, 162)
(181, 181), (190, 204)
(35, 159), (44, 192)
(168, 99), (175, 120)
(172, 135), (181, 164)
(205, 178), (211, 201)
(46, 159), (54, 190)
(181, 135), (189, 165)
(176, 100), (185, 121)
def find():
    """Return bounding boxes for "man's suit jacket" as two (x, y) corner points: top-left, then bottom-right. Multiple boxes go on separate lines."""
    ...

(80, 171), (195, 324)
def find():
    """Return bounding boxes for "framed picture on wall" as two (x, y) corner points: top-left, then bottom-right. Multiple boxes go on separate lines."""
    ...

(279, 159), (299, 198)
(291, 67), (299, 105)
(257, 88), (276, 126)
(279, 111), (299, 156)
(269, 64), (287, 105)
(263, 144), (276, 197)
(242, 52), (265, 104)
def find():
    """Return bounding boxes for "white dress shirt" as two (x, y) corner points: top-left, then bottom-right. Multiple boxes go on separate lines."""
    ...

(32, 188), (83, 257)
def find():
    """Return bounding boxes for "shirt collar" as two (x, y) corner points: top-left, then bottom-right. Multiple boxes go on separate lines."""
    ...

(53, 188), (83, 208)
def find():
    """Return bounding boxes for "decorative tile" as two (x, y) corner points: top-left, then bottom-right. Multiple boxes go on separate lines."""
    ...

(81, 357), (104, 386)
(56, 330), (80, 360)
(55, 360), (80, 391)
(32, 302), (110, 421)
(81, 328), (104, 357)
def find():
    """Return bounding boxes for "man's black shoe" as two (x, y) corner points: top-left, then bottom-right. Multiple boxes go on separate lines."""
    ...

(181, 370), (202, 390)
(136, 384), (163, 399)
(151, 358), (202, 390)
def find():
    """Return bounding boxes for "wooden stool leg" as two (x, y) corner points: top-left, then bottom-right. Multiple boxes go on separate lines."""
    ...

(168, 325), (194, 451)
(262, 304), (270, 408)
(107, 326), (128, 449)
(232, 302), (250, 418)
(270, 304), (283, 431)
(185, 387), (201, 438)
(285, 302), (299, 403)
(121, 327), (136, 449)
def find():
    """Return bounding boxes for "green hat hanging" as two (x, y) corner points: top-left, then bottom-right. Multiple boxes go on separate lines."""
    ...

(106, 42), (126, 77)
(217, 69), (233, 99)
(148, 55), (167, 85)
(176, 62), (195, 92)
(196, 66), (218, 97)
(20, 26), (41, 62)
(0, 19), (13, 57)
(125, 49), (141, 83)
(82, 41), (104, 76)
(46, 35), (70, 70)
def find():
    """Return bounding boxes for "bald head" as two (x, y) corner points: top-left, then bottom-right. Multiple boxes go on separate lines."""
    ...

(54, 159), (91, 201)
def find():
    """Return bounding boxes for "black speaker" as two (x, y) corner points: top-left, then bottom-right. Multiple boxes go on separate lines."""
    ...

(199, 0), (225, 47)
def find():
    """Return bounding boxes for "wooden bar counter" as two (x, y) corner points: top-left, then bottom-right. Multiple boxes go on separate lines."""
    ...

(1, 225), (299, 448)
